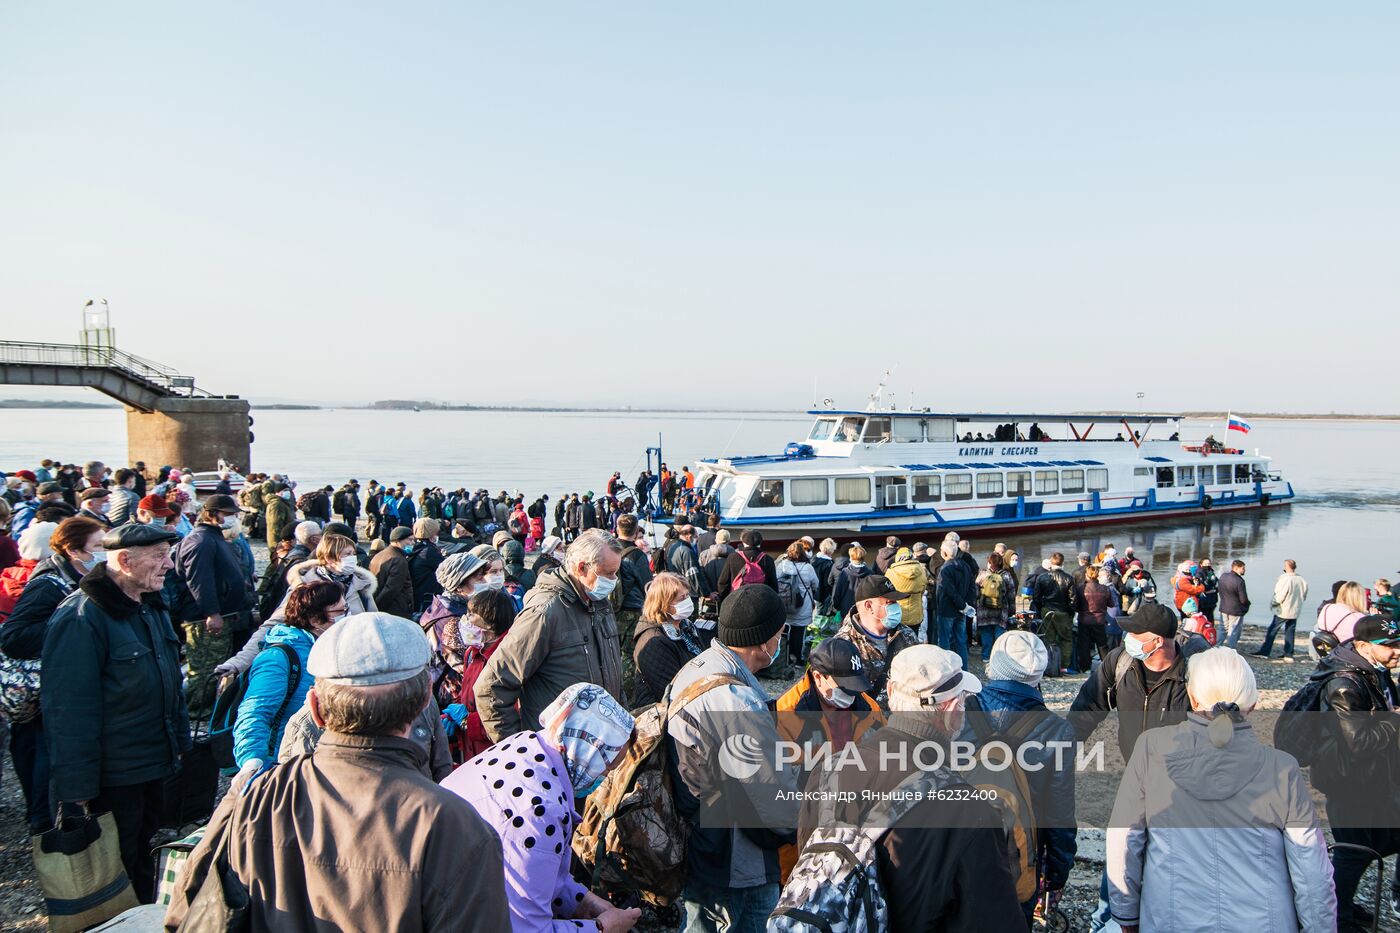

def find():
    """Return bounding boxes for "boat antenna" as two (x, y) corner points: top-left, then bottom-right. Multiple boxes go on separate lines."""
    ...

(867, 368), (893, 412)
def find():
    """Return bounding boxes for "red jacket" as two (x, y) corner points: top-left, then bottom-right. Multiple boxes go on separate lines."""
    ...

(0, 559), (37, 621)
(455, 638), (505, 762)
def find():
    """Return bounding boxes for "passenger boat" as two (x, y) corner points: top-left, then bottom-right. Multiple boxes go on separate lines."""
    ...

(679, 408), (1293, 540)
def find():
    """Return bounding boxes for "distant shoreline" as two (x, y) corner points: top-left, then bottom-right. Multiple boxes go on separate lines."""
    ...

(3, 399), (1400, 421)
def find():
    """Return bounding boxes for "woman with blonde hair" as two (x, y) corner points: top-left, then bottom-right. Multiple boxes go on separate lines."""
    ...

(631, 571), (704, 706)
(1316, 580), (1368, 647)
(1107, 647), (1334, 931)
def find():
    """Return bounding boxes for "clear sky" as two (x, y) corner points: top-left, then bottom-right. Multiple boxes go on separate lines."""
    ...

(2, 3), (1396, 412)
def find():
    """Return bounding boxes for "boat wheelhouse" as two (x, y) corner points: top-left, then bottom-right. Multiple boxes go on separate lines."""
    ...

(683, 410), (1292, 540)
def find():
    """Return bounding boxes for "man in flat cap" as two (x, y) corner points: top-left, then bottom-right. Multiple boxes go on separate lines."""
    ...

(41, 522), (187, 903)
(77, 485), (114, 529)
(166, 612), (511, 931)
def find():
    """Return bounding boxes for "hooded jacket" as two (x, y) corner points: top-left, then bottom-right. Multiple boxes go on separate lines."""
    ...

(0, 558), (39, 621)
(716, 546), (778, 603)
(264, 491), (295, 548)
(474, 567), (623, 741)
(370, 545), (415, 617)
(165, 732), (510, 932)
(827, 561), (871, 617)
(41, 562), (191, 801)
(0, 554), (86, 659)
(232, 624), (315, 768)
(1107, 714), (1336, 931)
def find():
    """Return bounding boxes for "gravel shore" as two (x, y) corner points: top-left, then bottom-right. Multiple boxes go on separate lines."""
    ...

(3, 617), (1394, 930)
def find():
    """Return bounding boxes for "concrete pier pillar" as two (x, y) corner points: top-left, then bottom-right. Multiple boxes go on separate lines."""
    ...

(126, 397), (252, 473)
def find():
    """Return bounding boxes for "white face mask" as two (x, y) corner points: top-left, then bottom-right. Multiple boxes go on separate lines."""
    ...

(339, 555), (358, 573)
(220, 514), (240, 531)
(484, 572), (506, 590)
(672, 597), (695, 621)
(822, 684), (856, 709)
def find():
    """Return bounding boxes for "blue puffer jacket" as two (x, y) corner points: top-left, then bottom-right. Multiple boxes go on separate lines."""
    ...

(232, 624), (315, 768)
(967, 679), (1078, 892)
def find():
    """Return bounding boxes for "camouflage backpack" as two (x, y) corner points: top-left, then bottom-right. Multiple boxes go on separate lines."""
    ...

(573, 673), (742, 907)
(769, 767), (955, 932)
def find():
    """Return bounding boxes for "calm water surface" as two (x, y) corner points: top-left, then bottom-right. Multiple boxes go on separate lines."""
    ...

(5, 409), (1397, 625)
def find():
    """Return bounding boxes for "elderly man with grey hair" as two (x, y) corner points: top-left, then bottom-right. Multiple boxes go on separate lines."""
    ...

(475, 527), (625, 741)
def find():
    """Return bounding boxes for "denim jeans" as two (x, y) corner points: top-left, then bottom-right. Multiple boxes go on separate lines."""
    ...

(1218, 612), (1244, 649)
(977, 624), (1003, 662)
(684, 881), (780, 933)
(1256, 615), (1297, 656)
(936, 615), (969, 669)
(1090, 869), (1123, 932)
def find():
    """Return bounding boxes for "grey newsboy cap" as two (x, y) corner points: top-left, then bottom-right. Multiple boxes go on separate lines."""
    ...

(307, 612), (429, 686)
(102, 523), (179, 550)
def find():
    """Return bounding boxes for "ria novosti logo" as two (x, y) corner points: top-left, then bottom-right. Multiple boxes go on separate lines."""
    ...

(718, 733), (766, 779)
(718, 733), (1106, 779)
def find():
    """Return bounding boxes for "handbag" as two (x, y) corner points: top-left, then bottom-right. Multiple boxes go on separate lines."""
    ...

(161, 733), (220, 830)
(32, 808), (139, 933)
(178, 809), (250, 932)
(0, 653), (42, 724)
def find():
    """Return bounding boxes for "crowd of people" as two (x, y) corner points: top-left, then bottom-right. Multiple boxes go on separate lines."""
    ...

(1, 459), (1398, 932)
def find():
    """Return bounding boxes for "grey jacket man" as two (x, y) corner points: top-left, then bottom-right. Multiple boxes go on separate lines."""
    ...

(1107, 713), (1336, 931)
(475, 566), (623, 741)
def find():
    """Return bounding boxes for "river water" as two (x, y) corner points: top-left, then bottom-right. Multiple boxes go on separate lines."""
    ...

(4, 409), (1397, 626)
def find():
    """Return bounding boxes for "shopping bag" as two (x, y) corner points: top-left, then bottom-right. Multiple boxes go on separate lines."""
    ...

(161, 735), (219, 829)
(155, 826), (207, 908)
(33, 810), (139, 933)
(177, 808), (250, 931)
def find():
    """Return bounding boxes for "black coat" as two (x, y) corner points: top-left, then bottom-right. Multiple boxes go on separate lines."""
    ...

(715, 547), (779, 605)
(174, 522), (250, 621)
(1311, 644), (1400, 800)
(632, 617), (701, 707)
(1069, 642), (1195, 761)
(41, 563), (190, 802)
(935, 558), (976, 619)
(0, 555), (85, 659)
(1217, 570), (1250, 616)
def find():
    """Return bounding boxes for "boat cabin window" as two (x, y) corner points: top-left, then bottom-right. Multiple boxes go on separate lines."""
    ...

(1134, 467), (1153, 478)
(1005, 471), (1032, 497)
(1060, 469), (1085, 494)
(1087, 468), (1110, 492)
(834, 417), (865, 442)
(1234, 463), (1251, 484)
(1034, 470), (1059, 495)
(944, 474), (973, 501)
(976, 473), (1003, 499)
(1176, 466), (1195, 487)
(835, 477), (871, 505)
(863, 418), (893, 442)
(912, 475), (942, 502)
(1215, 465), (1232, 485)
(746, 479), (784, 509)
(924, 418), (956, 443)
(808, 418), (837, 442)
(892, 419), (924, 442)
(1156, 467), (1175, 488)
(789, 478), (829, 506)
(1251, 464), (1268, 482)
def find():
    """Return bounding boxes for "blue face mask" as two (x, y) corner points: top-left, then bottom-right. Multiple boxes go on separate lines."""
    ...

(1124, 632), (1158, 661)
(586, 574), (617, 601)
(882, 601), (903, 631)
(576, 775), (605, 798)
(401, 543), (415, 555)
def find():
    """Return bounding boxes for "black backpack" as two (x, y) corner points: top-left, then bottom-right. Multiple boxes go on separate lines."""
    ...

(1273, 670), (1360, 767)
(208, 643), (303, 770)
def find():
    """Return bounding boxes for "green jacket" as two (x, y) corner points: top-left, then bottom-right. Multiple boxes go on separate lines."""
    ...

(265, 494), (295, 548)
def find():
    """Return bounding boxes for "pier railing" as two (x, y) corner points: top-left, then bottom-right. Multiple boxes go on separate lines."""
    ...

(0, 340), (215, 398)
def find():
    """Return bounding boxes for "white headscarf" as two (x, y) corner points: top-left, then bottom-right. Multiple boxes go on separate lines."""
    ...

(540, 683), (634, 794)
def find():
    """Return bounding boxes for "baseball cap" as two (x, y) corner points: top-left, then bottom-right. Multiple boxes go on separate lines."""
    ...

(137, 495), (175, 518)
(854, 574), (904, 603)
(307, 611), (430, 686)
(1120, 602), (1178, 639)
(202, 494), (240, 514)
(887, 645), (981, 708)
(1353, 615), (1400, 646)
(807, 638), (874, 694)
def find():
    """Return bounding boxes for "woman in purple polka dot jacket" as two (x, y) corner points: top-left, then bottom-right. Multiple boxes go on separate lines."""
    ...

(441, 682), (642, 932)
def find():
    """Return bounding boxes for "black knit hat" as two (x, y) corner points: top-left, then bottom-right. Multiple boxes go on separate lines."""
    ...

(719, 585), (786, 647)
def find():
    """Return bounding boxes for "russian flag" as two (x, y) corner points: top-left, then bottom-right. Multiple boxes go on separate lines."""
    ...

(1227, 416), (1251, 434)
